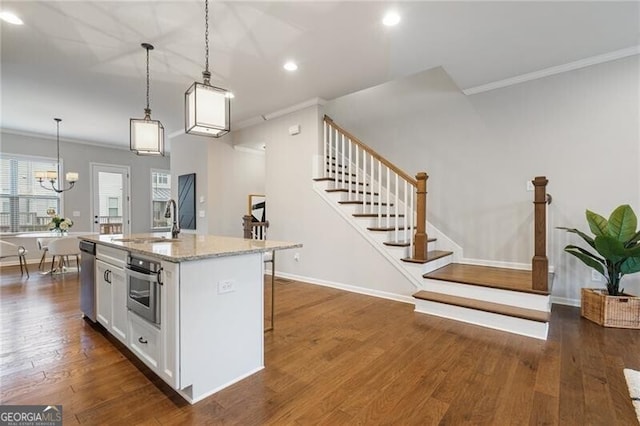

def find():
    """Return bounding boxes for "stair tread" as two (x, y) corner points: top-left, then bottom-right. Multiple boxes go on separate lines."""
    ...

(313, 177), (369, 186)
(413, 290), (550, 323)
(424, 263), (549, 295)
(402, 250), (452, 264)
(383, 238), (436, 247)
(367, 226), (415, 231)
(353, 213), (405, 218)
(325, 188), (380, 196)
(327, 170), (357, 176)
(339, 200), (393, 206)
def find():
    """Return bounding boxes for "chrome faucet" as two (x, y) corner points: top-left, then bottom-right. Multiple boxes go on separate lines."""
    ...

(164, 199), (180, 238)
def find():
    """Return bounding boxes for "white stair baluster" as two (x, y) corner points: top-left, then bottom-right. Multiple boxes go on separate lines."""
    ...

(323, 121), (328, 178)
(395, 173), (399, 243)
(377, 161), (382, 227)
(348, 138), (353, 200)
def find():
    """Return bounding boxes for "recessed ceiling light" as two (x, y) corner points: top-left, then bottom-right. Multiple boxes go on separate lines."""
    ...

(0, 11), (23, 25)
(283, 61), (298, 72)
(382, 11), (400, 26)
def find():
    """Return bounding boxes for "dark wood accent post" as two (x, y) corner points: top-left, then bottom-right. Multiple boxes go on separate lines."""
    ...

(413, 172), (429, 261)
(242, 215), (253, 239)
(532, 176), (549, 292)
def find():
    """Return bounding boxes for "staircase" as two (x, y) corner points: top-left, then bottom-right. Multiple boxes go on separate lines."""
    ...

(314, 116), (552, 340)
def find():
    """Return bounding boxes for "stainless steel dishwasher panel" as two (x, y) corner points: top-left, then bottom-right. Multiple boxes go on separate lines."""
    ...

(79, 240), (96, 322)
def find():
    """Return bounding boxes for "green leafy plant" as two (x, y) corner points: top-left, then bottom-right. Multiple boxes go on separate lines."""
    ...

(558, 205), (640, 296)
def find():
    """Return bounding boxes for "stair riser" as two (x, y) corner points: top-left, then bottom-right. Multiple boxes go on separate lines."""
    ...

(421, 255), (454, 274)
(421, 278), (550, 311)
(414, 300), (549, 340)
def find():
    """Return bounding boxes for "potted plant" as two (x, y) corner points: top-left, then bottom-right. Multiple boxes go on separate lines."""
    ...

(559, 204), (640, 328)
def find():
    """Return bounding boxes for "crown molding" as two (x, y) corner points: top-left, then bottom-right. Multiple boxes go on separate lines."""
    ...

(463, 45), (640, 96)
(1, 127), (133, 151)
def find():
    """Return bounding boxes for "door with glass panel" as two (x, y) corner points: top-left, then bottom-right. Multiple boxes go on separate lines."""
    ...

(91, 164), (130, 235)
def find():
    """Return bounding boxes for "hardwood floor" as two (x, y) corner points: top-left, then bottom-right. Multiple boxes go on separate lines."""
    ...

(1, 265), (639, 425)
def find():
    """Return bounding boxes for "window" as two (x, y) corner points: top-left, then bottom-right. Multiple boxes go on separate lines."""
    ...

(151, 170), (171, 229)
(0, 155), (61, 233)
(108, 197), (119, 217)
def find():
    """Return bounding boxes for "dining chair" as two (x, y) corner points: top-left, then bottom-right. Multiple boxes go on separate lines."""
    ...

(47, 237), (80, 274)
(0, 240), (29, 277)
(36, 237), (50, 270)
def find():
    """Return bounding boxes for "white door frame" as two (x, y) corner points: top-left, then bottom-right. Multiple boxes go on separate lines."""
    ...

(90, 163), (131, 235)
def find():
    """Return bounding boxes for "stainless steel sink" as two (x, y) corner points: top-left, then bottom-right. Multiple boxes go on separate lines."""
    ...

(112, 237), (180, 244)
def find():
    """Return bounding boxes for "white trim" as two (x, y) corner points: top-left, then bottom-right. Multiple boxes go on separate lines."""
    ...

(177, 366), (265, 405)
(414, 299), (548, 340)
(551, 296), (581, 307)
(274, 271), (414, 305)
(1, 128), (133, 152)
(234, 98), (327, 130)
(460, 257), (555, 273)
(463, 46), (640, 95)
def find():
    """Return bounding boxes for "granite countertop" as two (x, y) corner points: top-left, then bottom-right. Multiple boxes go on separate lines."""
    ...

(78, 233), (302, 263)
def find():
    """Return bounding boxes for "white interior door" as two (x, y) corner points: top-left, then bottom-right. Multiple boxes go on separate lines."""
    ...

(91, 163), (130, 235)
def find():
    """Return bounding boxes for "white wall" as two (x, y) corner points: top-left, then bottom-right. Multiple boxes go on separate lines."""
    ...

(169, 133), (265, 237)
(324, 56), (640, 302)
(232, 105), (416, 298)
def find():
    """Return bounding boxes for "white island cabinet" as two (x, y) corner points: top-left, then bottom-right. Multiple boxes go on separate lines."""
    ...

(95, 245), (127, 344)
(80, 233), (301, 405)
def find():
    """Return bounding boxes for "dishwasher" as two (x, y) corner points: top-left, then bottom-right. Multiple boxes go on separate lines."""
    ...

(79, 240), (96, 322)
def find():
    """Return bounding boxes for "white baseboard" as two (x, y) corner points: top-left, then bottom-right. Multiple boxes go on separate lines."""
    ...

(551, 296), (580, 307)
(274, 271), (414, 305)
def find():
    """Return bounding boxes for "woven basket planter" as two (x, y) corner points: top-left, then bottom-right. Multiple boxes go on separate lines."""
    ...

(581, 288), (640, 329)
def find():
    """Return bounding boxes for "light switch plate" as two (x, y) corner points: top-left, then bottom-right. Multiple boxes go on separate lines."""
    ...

(199, 210), (205, 217)
(218, 280), (235, 294)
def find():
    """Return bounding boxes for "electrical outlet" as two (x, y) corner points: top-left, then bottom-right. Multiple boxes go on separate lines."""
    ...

(218, 280), (235, 294)
(591, 270), (603, 282)
(526, 180), (534, 191)
(294, 252), (300, 262)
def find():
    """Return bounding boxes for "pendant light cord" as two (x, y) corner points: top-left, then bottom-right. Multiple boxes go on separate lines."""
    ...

(55, 118), (61, 178)
(146, 45), (150, 112)
(205, 0), (209, 73)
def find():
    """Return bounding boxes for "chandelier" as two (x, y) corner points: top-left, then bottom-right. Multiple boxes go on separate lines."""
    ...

(35, 118), (78, 193)
(130, 43), (165, 155)
(185, 0), (231, 137)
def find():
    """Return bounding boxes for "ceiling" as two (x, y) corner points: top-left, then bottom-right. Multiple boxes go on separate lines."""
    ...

(1, 1), (638, 151)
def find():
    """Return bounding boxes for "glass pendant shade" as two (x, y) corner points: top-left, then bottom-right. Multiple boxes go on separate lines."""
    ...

(130, 117), (164, 156)
(185, 81), (230, 137)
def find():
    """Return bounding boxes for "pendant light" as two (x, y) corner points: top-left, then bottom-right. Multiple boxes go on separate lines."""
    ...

(185, 0), (231, 138)
(35, 118), (78, 193)
(130, 43), (165, 156)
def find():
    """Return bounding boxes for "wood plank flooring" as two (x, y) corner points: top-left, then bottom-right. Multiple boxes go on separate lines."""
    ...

(425, 263), (549, 295)
(1, 265), (639, 425)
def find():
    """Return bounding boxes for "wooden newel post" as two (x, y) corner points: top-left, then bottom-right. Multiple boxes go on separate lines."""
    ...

(242, 215), (253, 239)
(532, 176), (549, 292)
(413, 172), (429, 261)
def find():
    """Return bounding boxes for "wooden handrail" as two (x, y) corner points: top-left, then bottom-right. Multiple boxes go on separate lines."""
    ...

(532, 176), (549, 292)
(324, 115), (418, 187)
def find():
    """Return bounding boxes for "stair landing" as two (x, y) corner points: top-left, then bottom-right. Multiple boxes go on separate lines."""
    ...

(424, 263), (548, 295)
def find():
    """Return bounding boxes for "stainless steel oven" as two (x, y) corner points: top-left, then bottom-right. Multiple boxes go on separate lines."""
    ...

(126, 254), (162, 325)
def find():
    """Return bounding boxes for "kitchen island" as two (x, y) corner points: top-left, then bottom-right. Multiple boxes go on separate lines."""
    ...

(80, 233), (301, 404)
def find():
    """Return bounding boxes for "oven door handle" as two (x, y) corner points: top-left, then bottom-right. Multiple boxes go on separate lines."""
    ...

(126, 267), (159, 284)
(157, 267), (163, 286)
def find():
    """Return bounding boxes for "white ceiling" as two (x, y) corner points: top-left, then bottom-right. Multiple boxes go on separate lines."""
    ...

(1, 1), (638, 150)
